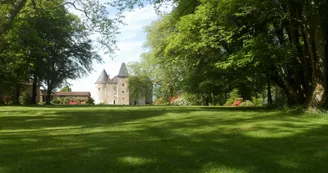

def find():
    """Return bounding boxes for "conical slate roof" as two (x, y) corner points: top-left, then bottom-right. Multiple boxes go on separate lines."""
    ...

(95, 69), (108, 84)
(117, 63), (129, 77)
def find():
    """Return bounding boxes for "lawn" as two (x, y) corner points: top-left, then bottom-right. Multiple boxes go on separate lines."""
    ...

(1, 106), (328, 173)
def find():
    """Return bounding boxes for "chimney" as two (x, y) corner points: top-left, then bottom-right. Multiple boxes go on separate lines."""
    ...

(108, 75), (110, 80)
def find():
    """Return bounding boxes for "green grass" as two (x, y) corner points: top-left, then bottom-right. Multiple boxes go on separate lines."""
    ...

(1, 106), (328, 173)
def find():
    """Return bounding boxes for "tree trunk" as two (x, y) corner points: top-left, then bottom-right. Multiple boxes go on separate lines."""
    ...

(314, 30), (328, 108)
(13, 84), (20, 104)
(204, 95), (209, 106)
(168, 85), (174, 105)
(321, 31), (328, 107)
(211, 93), (215, 106)
(267, 78), (273, 105)
(169, 85), (174, 98)
(307, 20), (327, 108)
(31, 74), (37, 104)
(46, 88), (52, 105)
(271, 74), (298, 106)
(0, 82), (3, 105)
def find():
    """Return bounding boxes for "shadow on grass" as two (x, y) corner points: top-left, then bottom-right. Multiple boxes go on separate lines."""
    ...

(0, 107), (325, 173)
(0, 106), (299, 131)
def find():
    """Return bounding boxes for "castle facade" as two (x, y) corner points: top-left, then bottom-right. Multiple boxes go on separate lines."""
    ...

(94, 63), (130, 105)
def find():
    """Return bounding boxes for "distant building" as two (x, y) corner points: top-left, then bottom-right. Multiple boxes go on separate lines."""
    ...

(40, 91), (90, 102)
(93, 63), (152, 105)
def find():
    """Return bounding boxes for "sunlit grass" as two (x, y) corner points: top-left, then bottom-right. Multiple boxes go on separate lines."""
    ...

(1, 106), (328, 173)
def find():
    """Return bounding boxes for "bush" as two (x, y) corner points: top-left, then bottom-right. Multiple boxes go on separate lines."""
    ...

(3, 96), (12, 105)
(225, 89), (240, 106)
(240, 100), (255, 107)
(63, 97), (70, 104)
(51, 98), (61, 104)
(153, 97), (169, 105)
(232, 100), (242, 106)
(180, 93), (201, 105)
(252, 97), (263, 106)
(19, 92), (31, 105)
(86, 96), (95, 105)
(172, 97), (191, 106)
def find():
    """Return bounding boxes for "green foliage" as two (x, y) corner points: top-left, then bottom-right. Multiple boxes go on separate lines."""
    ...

(60, 86), (72, 92)
(153, 97), (169, 105)
(0, 0), (124, 55)
(252, 97), (263, 106)
(225, 89), (241, 106)
(272, 87), (288, 107)
(19, 92), (31, 105)
(139, 0), (328, 108)
(53, 97), (71, 105)
(51, 97), (92, 105)
(240, 100), (255, 107)
(171, 97), (191, 106)
(0, 0), (101, 105)
(180, 93), (201, 105)
(128, 74), (153, 101)
(51, 98), (61, 105)
(86, 96), (95, 105)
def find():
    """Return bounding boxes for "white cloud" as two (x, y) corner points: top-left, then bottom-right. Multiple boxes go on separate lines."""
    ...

(117, 41), (144, 52)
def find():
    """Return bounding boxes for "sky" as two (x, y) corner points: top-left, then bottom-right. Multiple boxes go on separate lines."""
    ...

(69, 4), (172, 92)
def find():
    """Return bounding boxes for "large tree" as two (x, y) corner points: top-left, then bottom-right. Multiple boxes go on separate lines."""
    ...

(0, 0), (100, 104)
(34, 0), (100, 104)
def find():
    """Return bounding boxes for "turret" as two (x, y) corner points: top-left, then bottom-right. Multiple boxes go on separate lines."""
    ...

(117, 63), (129, 105)
(94, 69), (108, 104)
(117, 63), (129, 78)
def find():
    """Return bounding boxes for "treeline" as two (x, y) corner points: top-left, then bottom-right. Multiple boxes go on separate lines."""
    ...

(129, 0), (328, 108)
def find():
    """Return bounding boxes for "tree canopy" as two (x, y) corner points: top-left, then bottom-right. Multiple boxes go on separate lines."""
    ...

(131, 0), (328, 108)
(60, 86), (72, 92)
(0, 0), (100, 104)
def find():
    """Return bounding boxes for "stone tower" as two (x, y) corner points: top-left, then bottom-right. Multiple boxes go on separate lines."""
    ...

(117, 63), (129, 105)
(94, 69), (108, 103)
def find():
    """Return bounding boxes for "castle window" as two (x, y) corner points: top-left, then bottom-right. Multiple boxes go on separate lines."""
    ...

(122, 91), (124, 93)
(122, 84), (125, 86)
(122, 98), (124, 100)
(98, 88), (100, 91)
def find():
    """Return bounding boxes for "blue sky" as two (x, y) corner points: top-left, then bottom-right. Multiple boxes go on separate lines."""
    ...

(69, 4), (171, 92)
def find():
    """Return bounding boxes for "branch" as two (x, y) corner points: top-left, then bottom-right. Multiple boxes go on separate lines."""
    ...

(0, 0), (28, 34)
(60, 1), (91, 20)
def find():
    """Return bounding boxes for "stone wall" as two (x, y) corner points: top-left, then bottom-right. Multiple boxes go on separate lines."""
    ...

(117, 77), (129, 105)
(105, 83), (117, 104)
